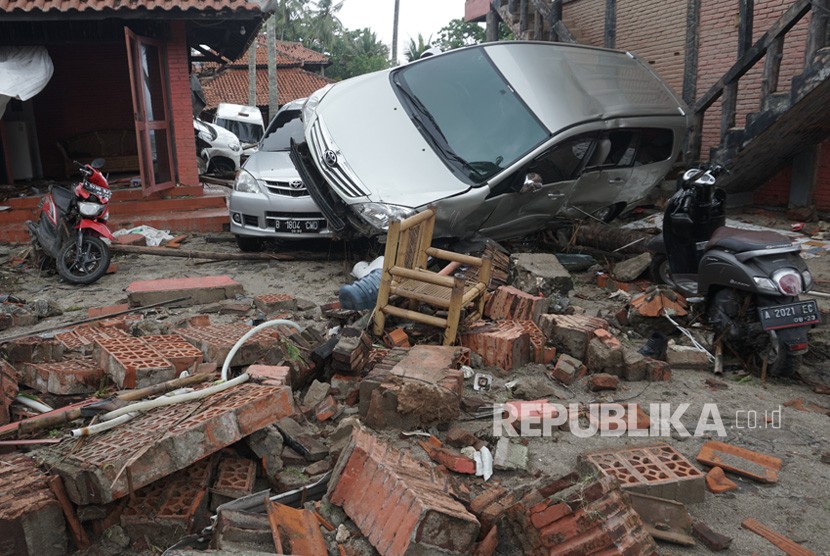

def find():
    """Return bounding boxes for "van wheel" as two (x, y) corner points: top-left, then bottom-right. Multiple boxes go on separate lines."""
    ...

(235, 235), (264, 252)
(650, 254), (675, 287)
(208, 158), (236, 178)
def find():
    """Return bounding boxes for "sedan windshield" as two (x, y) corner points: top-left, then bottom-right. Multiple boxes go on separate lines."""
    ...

(260, 109), (305, 152)
(394, 48), (549, 183)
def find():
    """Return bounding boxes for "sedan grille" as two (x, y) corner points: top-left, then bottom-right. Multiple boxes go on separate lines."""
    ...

(264, 180), (309, 198)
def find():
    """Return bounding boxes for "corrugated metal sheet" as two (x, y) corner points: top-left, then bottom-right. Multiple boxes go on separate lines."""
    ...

(0, 0), (263, 14)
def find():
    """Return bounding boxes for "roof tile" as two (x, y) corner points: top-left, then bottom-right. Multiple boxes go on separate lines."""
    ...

(1, 0), (263, 13)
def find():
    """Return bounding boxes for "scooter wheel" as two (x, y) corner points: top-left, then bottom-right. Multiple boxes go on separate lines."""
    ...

(649, 254), (675, 286)
(57, 236), (111, 285)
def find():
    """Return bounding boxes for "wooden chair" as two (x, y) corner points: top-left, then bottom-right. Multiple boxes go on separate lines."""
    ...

(373, 208), (492, 345)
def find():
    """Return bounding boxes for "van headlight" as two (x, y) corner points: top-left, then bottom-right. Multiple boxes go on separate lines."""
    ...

(78, 202), (104, 217)
(234, 170), (261, 193)
(354, 203), (417, 231)
(229, 142), (241, 152)
(302, 84), (333, 123)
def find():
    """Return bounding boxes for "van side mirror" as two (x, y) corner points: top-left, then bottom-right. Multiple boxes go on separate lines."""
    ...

(520, 173), (543, 193)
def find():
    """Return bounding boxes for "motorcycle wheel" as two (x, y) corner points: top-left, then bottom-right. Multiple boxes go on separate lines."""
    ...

(649, 254), (676, 287)
(57, 235), (110, 285)
(763, 337), (801, 378)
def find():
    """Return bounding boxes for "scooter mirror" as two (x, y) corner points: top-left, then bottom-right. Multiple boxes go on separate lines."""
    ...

(91, 158), (106, 169)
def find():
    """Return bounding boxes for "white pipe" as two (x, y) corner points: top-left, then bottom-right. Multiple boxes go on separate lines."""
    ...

(221, 319), (301, 381)
(15, 395), (53, 414)
(100, 373), (250, 422)
(71, 412), (138, 437)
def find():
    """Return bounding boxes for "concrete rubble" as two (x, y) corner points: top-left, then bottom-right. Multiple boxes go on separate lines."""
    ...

(0, 216), (827, 556)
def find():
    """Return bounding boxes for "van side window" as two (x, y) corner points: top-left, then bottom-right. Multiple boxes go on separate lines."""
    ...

(633, 128), (673, 165)
(529, 136), (595, 184)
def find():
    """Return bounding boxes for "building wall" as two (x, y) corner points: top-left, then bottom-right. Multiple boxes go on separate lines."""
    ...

(33, 43), (134, 178)
(169, 21), (199, 187)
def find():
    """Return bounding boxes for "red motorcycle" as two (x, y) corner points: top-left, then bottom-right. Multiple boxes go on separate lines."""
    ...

(27, 158), (114, 284)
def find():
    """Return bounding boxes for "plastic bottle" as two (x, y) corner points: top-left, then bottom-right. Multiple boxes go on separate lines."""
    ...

(339, 269), (382, 310)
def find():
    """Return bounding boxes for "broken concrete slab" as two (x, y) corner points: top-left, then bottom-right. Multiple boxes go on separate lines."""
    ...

(210, 508), (275, 553)
(611, 252), (652, 282)
(697, 440), (782, 483)
(580, 443), (706, 503)
(36, 382), (294, 505)
(303, 379), (331, 408)
(360, 345), (467, 430)
(328, 427), (480, 556)
(126, 275), (244, 307)
(0, 453), (68, 556)
(493, 437), (528, 471)
(245, 425), (284, 478)
(510, 253), (573, 297)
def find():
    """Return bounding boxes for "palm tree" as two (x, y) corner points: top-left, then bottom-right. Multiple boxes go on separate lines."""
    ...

(391, 0), (400, 64)
(404, 33), (433, 62)
(304, 0), (343, 52)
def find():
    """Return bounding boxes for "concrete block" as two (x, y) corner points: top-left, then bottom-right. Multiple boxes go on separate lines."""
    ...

(0, 453), (67, 556)
(94, 336), (176, 389)
(667, 349), (710, 371)
(511, 253), (573, 297)
(36, 383), (294, 505)
(494, 437), (528, 471)
(20, 358), (104, 395)
(538, 314), (608, 359)
(126, 275), (244, 307)
(328, 427), (480, 555)
(142, 334), (204, 373)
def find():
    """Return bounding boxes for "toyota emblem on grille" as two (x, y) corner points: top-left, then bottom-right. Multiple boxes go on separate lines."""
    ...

(323, 149), (338, 167)
(289, 179), (303, 189)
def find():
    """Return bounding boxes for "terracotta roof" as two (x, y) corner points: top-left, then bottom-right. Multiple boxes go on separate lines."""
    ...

(0, 0), (264, 13)
(201, 66), (333, 109)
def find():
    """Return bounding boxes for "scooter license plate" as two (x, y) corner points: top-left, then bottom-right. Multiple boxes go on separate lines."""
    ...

(758, 300), (820, 330)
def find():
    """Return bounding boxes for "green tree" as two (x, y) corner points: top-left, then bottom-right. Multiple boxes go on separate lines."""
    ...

(326, 28), (391, 81)
(434, 18), (513, 51)
(302, 0), (344, 52)
(404, 33), (433, 62)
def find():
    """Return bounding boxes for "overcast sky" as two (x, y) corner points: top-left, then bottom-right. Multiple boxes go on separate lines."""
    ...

(337, 0), (467, 62)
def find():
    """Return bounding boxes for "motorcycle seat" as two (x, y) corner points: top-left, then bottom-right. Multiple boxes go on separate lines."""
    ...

(707, 227), (793, 253)
(50, 186), (73, 214)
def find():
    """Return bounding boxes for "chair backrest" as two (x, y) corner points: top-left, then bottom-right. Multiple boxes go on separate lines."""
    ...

(385, 208), (436, 272)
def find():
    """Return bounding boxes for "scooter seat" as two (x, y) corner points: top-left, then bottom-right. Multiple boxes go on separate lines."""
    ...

(707, 227), (792, 253)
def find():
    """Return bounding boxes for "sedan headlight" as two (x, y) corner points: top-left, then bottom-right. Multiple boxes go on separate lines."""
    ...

(229, 142), (241, 152)
(234, 169), (261, 193)
(78, 202), (104, 217)
(354, 203), (417, 232)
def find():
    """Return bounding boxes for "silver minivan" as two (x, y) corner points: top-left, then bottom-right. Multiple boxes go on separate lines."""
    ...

(230, 99), (333, 251)
(292, 42), (689, 240)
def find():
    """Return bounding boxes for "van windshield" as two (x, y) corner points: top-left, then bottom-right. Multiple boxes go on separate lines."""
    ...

(215, 118), (263, 144)
(394, 48), (549, 183)
(260, 109), (305, 152)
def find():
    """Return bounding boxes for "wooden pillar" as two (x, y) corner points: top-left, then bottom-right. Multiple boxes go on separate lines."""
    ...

(806, 0), (830, 62)
(760, 36), (783, 99)
(604, 0), (616, 49)
(682, 0), (700, 106)
(549, 0), (563, 41)
(520, 0), (529, 36)
(721, 0), (753, 137)
(534, 8), (544, 40)
(789, 145), (820, 208)
(486, 2), (500, 42)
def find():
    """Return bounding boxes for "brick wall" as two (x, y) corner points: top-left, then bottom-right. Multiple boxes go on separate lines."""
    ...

(33, 43), (134, 178)
(168, 21), (199, 187)
(754, 139), (830, 210)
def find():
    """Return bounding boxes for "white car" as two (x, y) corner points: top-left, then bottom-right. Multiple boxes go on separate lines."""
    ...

(194, 118), (242, 177)
(229, 99), (333, 251)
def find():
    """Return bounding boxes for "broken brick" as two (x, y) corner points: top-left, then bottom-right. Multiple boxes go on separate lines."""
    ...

(328, 427), (480, 556)
(580, 443), (706, 503)
(94, 335), (176, 389)
(266, 501), (328, 554)
(666, 349), (709, 371)
(588, 373), (619, 391)
(445, 426), (478, 449)
(315, 395), (338, 422)
(126, 275), (244, 307)
(383, 327), (411, 348)
(210, 456), (257, 510)
(0, 359), (19, 425)
(0, 453), (68, 556)
(246, 364), (291, 387)
(588, 403), (650, 432)
(20, 358), (104, 395)
(421, 442), (477, 474)
(277, 417), (329, 462)
(551, 354), (586, 385)
(538, 313), (608, 360)
(331, 330), (372, 374)
(4, 336), (64, 364)
(114, 233), (146, 246)
(692, 521), (733, 551)
(86, 304), (130, 319)
(629, 287), (688, 317)
(484, 285), (549, 323)
(696, 440), (782, 484)
(141, 334), (203, 373)
(585, 337), (624, 375)
(254, 293), (297, 314)
(178, 323), (284, 367)
(460, 320), (531, 373)
(705, 466), (738, 493)
(36, 382), (293, 505)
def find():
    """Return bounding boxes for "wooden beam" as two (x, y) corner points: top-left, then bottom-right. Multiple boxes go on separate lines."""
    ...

(534, 7), (544, 40)
(806, 0), (829, 62)
(486, 3), (500, 42)
(520, 0), (529, 36)
(721, 0), (753, 136)
(682, 0), (700, 106)
(761, 35), (784, 99)
(604, 0), (616, 49)
(548, 0), (563, 41)
(553, 20), (576, 43)
(693, 0), (812, 113)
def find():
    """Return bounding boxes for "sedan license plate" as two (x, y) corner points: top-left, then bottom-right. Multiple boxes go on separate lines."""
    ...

(275, 218), (324, 234)
(758, 300), (820, 330)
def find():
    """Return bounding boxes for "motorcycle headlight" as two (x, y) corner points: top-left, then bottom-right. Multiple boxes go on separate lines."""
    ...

(354, 203), (417, 232)
(233, 170), (261, 194)
(772, 268), (803, 296)
(229, 142), (241, 152)
(78, 202), (104, 217)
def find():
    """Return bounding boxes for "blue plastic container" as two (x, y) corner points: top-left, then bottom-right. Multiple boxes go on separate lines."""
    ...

(339, 269), (382, 310)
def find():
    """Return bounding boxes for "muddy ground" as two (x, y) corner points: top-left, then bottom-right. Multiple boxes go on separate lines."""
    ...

(1, 214), (829, 555)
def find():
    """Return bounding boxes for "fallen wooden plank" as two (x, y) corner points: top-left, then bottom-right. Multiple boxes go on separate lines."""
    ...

(110, 244), (295, 261)
(741, 518), (817, 556)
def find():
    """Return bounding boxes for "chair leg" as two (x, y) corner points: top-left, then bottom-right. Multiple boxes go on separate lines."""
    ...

(443, 279), (464, 345)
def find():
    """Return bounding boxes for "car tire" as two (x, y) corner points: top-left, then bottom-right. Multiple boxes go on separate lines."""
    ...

(208, 157), (237, 179)
(235, 235), (264, 252)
